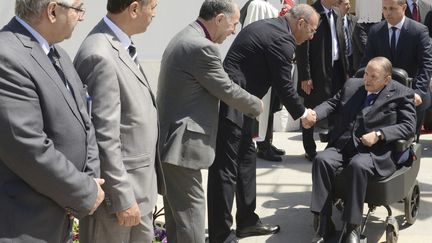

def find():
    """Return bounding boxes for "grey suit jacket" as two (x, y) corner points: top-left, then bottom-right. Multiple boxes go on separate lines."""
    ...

(74, 20), (165, 215)
(157, 21), (262, 170)
(0, 18), (100, 243)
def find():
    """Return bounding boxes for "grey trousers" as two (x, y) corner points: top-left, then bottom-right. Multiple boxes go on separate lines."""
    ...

(79, 202), (154, 243)
(162, 162), (206, 243)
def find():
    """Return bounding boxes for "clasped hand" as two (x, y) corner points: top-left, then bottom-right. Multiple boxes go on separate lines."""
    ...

(301, 108), (317, 129)
(359, 131), (379, 147)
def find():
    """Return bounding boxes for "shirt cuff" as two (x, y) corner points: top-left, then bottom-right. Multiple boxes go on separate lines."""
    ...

(300, 108), (308, 119)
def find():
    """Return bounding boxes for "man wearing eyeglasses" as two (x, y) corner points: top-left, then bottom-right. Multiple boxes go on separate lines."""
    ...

(74, 0), (165, 242)
(0, 0), (105, 242)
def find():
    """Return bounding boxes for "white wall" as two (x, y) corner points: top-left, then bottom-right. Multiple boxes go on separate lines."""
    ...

(0, 0), (294, 60)
(0, 0), (290, 87)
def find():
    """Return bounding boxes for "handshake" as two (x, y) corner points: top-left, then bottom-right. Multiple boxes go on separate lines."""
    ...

(301, 108), (317, 129)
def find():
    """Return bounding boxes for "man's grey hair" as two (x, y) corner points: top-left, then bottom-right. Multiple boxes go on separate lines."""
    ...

(396, 0), (407, 5)
(369, 57), (393, 77)
(199, 0), (237, 21)
(288, 4), (320, 23)
(15, 0), (74, 21)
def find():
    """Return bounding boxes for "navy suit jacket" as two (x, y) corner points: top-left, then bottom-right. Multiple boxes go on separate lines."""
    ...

(222, 16), (305, 133)
(361, 18), (432, 111)
(315, 78), (416, 177)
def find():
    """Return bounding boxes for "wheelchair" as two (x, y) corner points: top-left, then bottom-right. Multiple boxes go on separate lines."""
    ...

(318, 67), (421, 243)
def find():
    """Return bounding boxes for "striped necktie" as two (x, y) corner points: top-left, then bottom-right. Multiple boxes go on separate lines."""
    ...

(128, 43), (140, 69)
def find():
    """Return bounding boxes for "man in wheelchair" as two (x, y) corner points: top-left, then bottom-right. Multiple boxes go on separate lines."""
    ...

(309, 57), (416, 243)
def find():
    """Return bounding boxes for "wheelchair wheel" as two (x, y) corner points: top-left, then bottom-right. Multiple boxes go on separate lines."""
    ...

(404, 181), (420, 225)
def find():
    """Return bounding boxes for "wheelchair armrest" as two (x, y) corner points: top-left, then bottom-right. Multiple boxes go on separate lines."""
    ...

(394, 137), (415, 152)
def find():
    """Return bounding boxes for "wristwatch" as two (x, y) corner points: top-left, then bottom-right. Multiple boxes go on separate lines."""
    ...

(376, 130), (383, 140)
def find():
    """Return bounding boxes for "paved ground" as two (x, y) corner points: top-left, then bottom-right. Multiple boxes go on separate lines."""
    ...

(156, 131), (432, 243)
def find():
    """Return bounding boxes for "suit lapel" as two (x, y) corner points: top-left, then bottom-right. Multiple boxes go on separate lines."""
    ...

(380, 24), (392, 60)
(11, 18), (86, 130)
(99, 21), (156, 105)
(363, 82), (394, 116)
(394, 20), (410, 63)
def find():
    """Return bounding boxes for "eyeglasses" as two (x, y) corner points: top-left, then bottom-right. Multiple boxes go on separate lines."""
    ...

(301, 18), (317, 34)
(57, 2), (86, 19)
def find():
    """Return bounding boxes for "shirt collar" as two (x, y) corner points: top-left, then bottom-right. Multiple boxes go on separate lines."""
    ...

(15, 16), (51, 55)
(195, 19), (212, 41)
(103, 16), (132, 50)
(321, 3), (332, 16)
(387, 16), (405, 30)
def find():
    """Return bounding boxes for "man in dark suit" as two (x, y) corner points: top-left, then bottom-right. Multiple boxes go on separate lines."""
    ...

(310, 57), (416, 243)
(0, 0), (105, 242)
(74, 0), (165, 242)
(361, 0), (432, 141)
(208, 4), (319, 242)
(338, 0), (358, 76)
(296, 0), (348, 161)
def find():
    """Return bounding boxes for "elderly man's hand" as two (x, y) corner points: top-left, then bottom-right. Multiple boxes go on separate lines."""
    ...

(414, 93), (422, 106)
(359, 131), (379, 147)
(301, 109), (317, 129)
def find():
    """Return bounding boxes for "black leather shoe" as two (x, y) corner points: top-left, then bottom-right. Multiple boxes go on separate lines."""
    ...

(343, 224), (360, 243)
(236, 223), (280, 238)
(305, 152), (317, 162)
(271, 144), (286, 155)
(311, 214), (336, 243)
(257, 149), (282, 162)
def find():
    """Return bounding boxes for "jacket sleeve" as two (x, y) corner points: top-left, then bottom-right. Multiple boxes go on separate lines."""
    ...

(75, 54), (135, 214)
(192, 44), (262, 118)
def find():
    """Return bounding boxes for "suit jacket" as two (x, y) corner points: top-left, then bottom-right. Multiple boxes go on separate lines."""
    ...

(74, 19), (165, 216)
(352, 22), (374, 72)
(0, 18), (99, 243)
(157, 21), (261, 170)
(405, 0), (432, 24)
(222, 16), (305, 132)
(296, 0), (348, 107)
(361, 18), (432, 111)
(315, 78), (416, 177)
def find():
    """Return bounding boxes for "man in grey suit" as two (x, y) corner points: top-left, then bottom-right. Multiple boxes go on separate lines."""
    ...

(157, 1), (263, 242)
(74, 0), (165, 242)
(0, 0), (105, 242)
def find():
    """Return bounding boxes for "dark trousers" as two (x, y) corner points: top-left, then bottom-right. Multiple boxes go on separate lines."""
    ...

(256, 110), (274, 151)
(310, 147), (379, 225)
(208, 118), (260, 243)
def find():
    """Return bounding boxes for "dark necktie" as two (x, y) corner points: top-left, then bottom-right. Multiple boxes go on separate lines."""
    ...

(412, 2), (420, 22)
(363, 93), (378, 108)
(48, 47), (71, 93)
(343, 17), (352, 56)
(128, 43), (140, 69)
(390, 26), (398, 61)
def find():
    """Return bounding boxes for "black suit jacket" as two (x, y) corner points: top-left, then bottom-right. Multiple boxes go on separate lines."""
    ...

(361, 18), (432, 111)
(296, 0), (348, 107)
(315, 78), (416, 177)
(222, 16), (305, 133)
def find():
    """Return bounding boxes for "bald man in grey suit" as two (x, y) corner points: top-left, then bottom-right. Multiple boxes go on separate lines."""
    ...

(0, 0), (105, 242)
(74, 0), (165, 242)
(157, 1), (262, 242)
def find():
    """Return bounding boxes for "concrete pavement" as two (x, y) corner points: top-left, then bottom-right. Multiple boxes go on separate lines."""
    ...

(156, 131), (432, 243)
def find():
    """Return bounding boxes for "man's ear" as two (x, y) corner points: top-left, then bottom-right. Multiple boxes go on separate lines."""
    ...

(214, 13), (225, 25)
(128, 1), (140, 18)
(47, 2), (57, 23)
